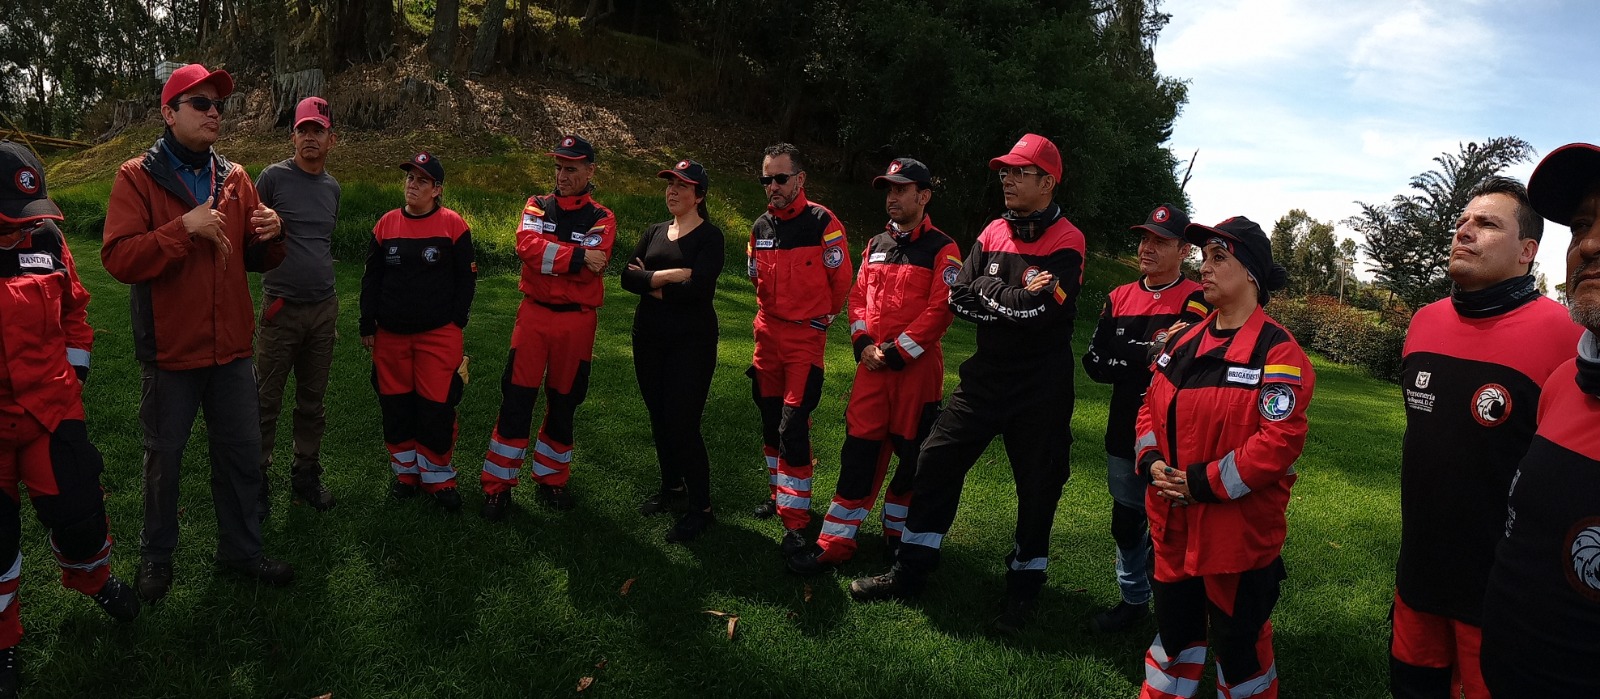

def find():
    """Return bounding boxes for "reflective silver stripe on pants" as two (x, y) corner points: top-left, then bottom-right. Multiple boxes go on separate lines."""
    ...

(1008, 556), (1047, 571)
(774, 474), (811, 492)
(1221, 662), (1278, 698)
(826, 503), (868, 522)
(882, 502), (909, 519)
(776, 493), (810, 510)
(481, 461), (520, 481)
(820, 520), (857, 539)
(901, 529), (943, 549)
(533, 440), (572, 464)
(487, 439), (526, 461)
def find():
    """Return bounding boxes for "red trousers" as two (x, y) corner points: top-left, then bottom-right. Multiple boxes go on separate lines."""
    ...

(482, 301), (597, 492)
(1141, 560), (1285, 699)
(373, 326), (464, 493)
(748, 313), (827, 530)
(1389, 591), (1488, 699)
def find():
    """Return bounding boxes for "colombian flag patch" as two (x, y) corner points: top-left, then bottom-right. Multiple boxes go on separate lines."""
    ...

(1263, 363), (1302, 384)
(524, 203), (544, 216)
(1186, 299), (1209, 316)
(945, 254), (962, 267)
(1052, 283), (1068, 304)
(823, 229), (845, 246)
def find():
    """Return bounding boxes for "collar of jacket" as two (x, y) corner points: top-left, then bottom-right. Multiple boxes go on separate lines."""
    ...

(767, 190), (811, 221)
(1577, 330), (1600, 398)
(550, 186), (595, 211)
(1174, 304), (1269, 365)
(142, 137), (235, 209)
(1450, 273), (1539, 319)
(887, 214), (933, 243)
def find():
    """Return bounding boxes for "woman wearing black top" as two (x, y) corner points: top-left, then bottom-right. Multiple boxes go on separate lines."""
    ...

(621, 159), (725, 542)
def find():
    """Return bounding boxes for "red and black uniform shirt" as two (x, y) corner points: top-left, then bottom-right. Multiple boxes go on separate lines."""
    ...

(1482, 341), (1600, 691)
(1396, 296), (1580, 624)
(1082, 277), (1209, 458)
(947, 205), (1086, 366)
(515, 189), (616, 310)
(746, 191), (852, 324)
(0, 220), (92, 431)
(359, 206), (476, 336)
(847, 216), (961, 368)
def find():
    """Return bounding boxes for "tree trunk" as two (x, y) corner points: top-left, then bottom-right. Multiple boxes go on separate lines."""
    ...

(427, 0), (460, 70)
(468, 0), (508, 78)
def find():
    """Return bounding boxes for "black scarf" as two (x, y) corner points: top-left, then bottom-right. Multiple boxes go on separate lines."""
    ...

(1577, 331), (1600, 398)
(1451, 274), (1540, 319)
(1002, 203), (1062, 242)
(159, 127), (212, 169)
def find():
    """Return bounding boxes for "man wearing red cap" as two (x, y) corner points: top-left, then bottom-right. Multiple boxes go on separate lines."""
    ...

(480, 134), (616, 518)
(745, 142), (853, 555)
(1479, 142), (1600, 694)
(1388, 176), (1579, 699)
(103, 63), (295, 603)
(253, 96), (341, 518)
(787, 157), (959, 574)
(850, 133), (1086, 634)
(0, 140), (140, 695)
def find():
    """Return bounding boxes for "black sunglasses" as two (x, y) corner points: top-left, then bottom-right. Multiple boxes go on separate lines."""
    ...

(759, 172), (800, 186)
(176, 96), (225, 114)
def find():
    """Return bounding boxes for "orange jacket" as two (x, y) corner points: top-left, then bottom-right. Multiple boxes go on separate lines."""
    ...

(102, 142), (284, 370)
(0, 221), (93, 431)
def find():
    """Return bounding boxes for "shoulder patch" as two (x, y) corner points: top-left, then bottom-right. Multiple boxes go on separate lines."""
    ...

(1258, 384), (1295, 421)
(1262, 363), (1302, 385)
(823, 245), (845, 268)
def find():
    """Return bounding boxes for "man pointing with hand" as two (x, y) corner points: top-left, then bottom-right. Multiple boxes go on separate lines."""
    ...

(103, 63), (296, 604)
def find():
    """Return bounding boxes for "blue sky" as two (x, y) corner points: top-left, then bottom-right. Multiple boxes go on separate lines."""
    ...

(1154, 0), (1600, 284)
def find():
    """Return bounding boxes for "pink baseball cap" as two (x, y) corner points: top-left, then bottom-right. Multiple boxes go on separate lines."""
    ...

(161, 63), (234, 105)
(989, 133), (1062, 181)
(293, 97), (332, 129)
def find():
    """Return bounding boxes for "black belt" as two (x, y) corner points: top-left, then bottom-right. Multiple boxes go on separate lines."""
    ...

(533, 300), (583, 313)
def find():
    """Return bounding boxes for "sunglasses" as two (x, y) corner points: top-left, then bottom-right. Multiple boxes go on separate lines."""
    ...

(759, 172), (800, 186)
(176, 96), (225, 114)
(996, 167), (1045, 180)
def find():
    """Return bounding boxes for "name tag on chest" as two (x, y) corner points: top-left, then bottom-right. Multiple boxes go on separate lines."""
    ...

(1227, 367), (1262, 385)
(869, 252), (888, 263)
(755, 238), (776, 249)
(17, 253), (53, 270)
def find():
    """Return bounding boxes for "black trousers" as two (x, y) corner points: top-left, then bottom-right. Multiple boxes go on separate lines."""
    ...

(895, 359), (1073, 599)
(633, 331), (718, 511)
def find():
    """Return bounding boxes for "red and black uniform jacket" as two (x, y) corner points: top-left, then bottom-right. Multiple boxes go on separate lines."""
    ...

(747, 192), (852, 325)
(516, 188), (616, 310)
(102, 142), (286, 370)
(847, 216), (962, 368)
(1482, 336), (1600, 693)
(1082, 277), (1209, 458)
(359, 206), (476, 336)
(0, 220), (92, 431)
(947, 204), (1085, 365)
(1396, 296), (1580, 624)
(1135, 307), (1315, 579)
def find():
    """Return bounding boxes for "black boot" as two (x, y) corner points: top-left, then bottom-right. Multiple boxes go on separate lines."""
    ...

(536, 484), (575, 511)
(1089, 599), (1150, 633)
(639, 487), (687, 516)
(432, 487), (463, 512)
(135, 559), (172, 604)
(666, 510), (715, 543)
(390, 479), (419, 500)
(0, 646), (18, 699)
(480, 490), (513, 522)
(751, 498), (778, 519)
(849, 566), (924, 602)
(291, 472), (336, 511)
(90, 575), (140, 622)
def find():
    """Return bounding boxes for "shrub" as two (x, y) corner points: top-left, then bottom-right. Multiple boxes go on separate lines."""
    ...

(1269, 296), (1408, 382)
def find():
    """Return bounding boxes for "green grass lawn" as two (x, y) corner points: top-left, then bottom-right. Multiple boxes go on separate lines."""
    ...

(20, 140), (1403, 697)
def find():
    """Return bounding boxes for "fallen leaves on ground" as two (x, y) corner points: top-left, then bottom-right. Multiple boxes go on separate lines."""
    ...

(577, 677), (594, 692)
(705, 610), (739, 640)
(620, 578), (635, 596)
(803, 584), (813, 603)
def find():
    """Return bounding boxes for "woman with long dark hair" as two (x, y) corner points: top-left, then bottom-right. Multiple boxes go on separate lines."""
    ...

(621, 159), (724, 542)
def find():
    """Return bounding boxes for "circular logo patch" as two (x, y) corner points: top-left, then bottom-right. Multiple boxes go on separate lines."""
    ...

(1472, 383), (1512, 427)
(414, 153), (429, 164)
(943, 265), (959, 286)
(888, 161), (903, 174)
(1153, 329), (1169, 344)
(1259, 384), (1295, 422)
(823, 245), (844, 269)
(422, 246), (439, 263)
(1022, 266), (1042, 285)
(1153, 206), (1169, 223)
(676, 160), (689, 170)
(14, 167), (39, 195)
(1566, 520), (1600, 601)
(562, 137), (576, 147)
(583, 232), (603, 247)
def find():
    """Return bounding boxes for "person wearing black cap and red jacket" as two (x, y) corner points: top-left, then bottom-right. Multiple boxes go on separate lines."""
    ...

(480, 134), (616, 518)
(102, 63), (293, 603)
(746, 143), (853, 555)
(787, 158), (961, 575)
(621, 159), (725, 543)
(0, 141), (140, 696)
(1479, 143), (1600, 695)
(1081, 204), (1210, 633)
(849, 134), (1085, 634)
(1387, 176), (1579, 699)
(1134, 216), (1314, 699)
(360, 152), (477, 512)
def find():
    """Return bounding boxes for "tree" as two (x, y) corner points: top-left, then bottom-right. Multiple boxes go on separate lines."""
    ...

(1352, 137), (1534, 310)
(1270, 209), (1339, 297)
(428, 0), (462, 70)
(469, 0), (510, 78)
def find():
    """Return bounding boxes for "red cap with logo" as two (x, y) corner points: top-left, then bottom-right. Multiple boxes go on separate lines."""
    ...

(293, 97), (332, 129)
(988, 133), (1062, 181)
(161, 63), (235, 105)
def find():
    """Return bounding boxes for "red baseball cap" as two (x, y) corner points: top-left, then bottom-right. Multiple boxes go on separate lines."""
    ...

(161, 63), (234, 105)
(293, 97), (332, 129)
(989, 133), (1062, 181)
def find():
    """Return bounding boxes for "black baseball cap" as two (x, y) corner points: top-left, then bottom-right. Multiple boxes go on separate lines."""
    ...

(873, 158), (932, 189)
(0, 140), (62, 225)
(548, 134), (595, 163)
(1528, 143), (1600, 226)
(1186, 216), (1288, 304)
(658, 158), (710, 191)
(399, 151), (446, 184)
(1131, 203), (1189, 240)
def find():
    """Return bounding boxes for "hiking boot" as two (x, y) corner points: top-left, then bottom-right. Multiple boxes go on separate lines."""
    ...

(218, 556), (295, 587)
(390, 479), (419, 500)
(90, 575), (140, 622)
(536, 484), (575, 510)
(993, 595), (1037, 636)
(0, 646), (17, 699)
(752, 498), (778, 519)
(1089, 599), (1150, 634)
(135, 559), (172, 604)
(291, 474), (336, 512)
(786, 548), (838, 576)
(849, 567), (923, 602)
(480, 490), (513, 522)
(639, 487), (687, 516)
(666, 510), (715, 543)
(432, 487), (463, 512)
(780, 528), (809, 557)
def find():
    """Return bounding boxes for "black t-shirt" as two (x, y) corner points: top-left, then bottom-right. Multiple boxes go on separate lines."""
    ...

(619, 220), (725, 339)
